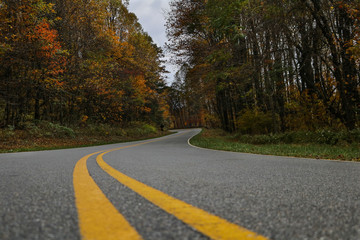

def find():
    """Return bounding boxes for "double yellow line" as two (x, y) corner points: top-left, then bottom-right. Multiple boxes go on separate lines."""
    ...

(73, 134), (268, 240)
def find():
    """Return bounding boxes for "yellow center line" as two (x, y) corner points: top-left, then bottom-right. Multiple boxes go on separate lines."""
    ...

(73, 132), (188, 239)
(73, 151), (142, 240)
(96, 147), (268, 240)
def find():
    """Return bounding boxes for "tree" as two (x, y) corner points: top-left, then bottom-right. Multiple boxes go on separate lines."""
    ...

(0, 0), (66, 126)
(0, 0), (169, 128)
(166, 0), (360, 132)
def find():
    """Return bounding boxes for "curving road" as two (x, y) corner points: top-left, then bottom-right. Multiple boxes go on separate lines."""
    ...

(0, 129), (359, 239)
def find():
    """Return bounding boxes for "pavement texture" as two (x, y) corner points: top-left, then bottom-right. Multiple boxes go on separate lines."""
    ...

(0, 129), (359, 240)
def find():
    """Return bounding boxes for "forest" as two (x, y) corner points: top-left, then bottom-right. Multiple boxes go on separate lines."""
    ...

(166, 0), (360, 134)
(1, 0), (360, 139)
(0, 0), (169, 129)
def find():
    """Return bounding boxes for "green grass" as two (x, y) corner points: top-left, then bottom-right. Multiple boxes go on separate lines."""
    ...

(190, 129), (360, 162)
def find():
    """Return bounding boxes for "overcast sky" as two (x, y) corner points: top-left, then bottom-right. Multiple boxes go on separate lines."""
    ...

(128, 0), (176, 84)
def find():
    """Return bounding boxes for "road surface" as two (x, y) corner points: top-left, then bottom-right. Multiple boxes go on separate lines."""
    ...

(0, 129), (359, 239)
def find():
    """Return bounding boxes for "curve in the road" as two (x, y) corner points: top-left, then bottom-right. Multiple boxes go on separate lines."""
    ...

(73, 131), (268, 240)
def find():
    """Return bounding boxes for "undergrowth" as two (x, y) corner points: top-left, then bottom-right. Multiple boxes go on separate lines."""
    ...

(190, 128), (360, 161)
(0, 121), (164, 153)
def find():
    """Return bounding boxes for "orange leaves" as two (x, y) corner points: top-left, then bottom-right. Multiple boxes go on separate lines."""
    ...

(32, 19), (67, 86)
(131, 75), (154, 106)
(1, 0), (66, 80)
(34, 20), (61, 58)
(132, 75), (154, 95)
(0, 0), (168, 126)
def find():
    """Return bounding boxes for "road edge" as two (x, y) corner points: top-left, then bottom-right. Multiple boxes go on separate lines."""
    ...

(187, 128), (359, 164)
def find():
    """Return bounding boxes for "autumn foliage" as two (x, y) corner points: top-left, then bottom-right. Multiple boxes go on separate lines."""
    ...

(0, 0), (169, 128)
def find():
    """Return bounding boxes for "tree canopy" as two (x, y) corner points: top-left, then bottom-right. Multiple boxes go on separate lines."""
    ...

(166, 0), (360, 132)
(0, 0), (169, 128)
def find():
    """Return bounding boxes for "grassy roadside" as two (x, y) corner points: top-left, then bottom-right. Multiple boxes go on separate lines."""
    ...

(190, 129), (360, 162)
(0, 121), (170, 153)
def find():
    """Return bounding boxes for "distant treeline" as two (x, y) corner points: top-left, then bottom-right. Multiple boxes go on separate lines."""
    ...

(166, 0), (360, 133)
(0, 0), (169, 128)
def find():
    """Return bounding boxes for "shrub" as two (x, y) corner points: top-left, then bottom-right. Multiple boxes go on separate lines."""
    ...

(233, 128), (360, 146)
(315, 129), (338, 145)
(113, 128), (126, 137)
(0, 126), (15, 140)
(236, 109), (275, 134)
(141, 124), (157, 135)
(125, 122), (157, 137)
(79, 122), (158, 138)
(348, 128), (360, 143)
(36, 121), (76, 138)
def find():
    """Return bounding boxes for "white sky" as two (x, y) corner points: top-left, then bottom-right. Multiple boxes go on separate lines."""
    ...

(128, 0), (177, 84)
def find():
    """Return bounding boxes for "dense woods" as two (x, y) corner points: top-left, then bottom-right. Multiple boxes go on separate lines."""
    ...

(0, 0), (169, 128)
(1, 0), (359, 135)
(166, 0), (360, 133)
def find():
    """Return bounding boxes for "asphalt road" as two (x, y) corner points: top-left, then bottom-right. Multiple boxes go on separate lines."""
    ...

(0, 129), (359, 240)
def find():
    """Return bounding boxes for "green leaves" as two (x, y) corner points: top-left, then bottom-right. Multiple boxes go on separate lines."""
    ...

(167, 0), (360, 132)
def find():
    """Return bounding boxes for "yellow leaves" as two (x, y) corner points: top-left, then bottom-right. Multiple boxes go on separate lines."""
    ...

(141, 106), (152, 113)
(0, 42), (11, 55)
(126, 74), (156, 115)
(132, 75), (148, 91)
(111, 40), (135, 63)
(81, 115), (89, 123)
